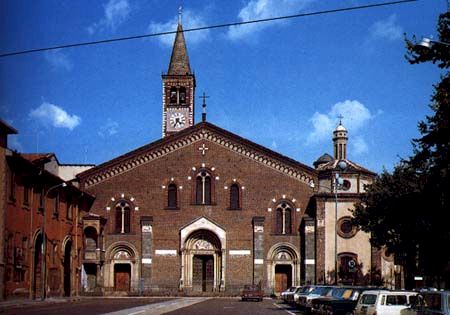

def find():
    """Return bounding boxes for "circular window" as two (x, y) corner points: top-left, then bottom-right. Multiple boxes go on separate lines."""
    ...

(337, 217), (357, 238)
(342, 180), (351, 191)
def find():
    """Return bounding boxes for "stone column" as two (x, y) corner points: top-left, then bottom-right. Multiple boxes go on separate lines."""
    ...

(252, 216), (265, 287)
(140, 216), (153, 292)
(304, 217), (315, 284)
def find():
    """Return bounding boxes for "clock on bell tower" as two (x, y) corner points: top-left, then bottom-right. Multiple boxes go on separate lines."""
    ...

(162, 22), (196, 137)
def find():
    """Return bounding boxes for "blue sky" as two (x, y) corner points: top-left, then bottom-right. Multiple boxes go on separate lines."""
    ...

(0, 0), (446, 172)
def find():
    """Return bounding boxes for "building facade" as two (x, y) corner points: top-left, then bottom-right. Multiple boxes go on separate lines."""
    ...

(75, 22), (395, 295)
(0, 128), (94, 299)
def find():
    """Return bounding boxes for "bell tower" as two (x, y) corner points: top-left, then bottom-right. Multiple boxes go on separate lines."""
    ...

(333, 117), (348, 160)
(162, 20), (196, 137)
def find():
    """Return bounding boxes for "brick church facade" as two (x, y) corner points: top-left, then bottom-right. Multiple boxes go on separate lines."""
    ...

(75, 22), (395, 295)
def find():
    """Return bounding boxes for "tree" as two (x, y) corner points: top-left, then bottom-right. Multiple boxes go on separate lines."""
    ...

(352, 10), (450, 289)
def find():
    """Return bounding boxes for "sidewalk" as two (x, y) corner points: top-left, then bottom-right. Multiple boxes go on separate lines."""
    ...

(0, 297), (80, 310)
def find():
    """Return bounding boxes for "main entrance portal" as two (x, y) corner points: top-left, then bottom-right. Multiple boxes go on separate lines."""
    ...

(193, 255), (214, 291)
(181, 228), (223, 292)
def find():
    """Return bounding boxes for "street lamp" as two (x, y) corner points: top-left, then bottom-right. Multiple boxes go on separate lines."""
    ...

(417, 37), (450, 48)
(310, 160), (347, 285)
(41, 181), (67, 300)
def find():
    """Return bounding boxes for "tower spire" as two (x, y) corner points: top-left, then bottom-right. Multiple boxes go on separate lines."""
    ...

(161, 9), (196, 138)
(167, 19), (191, 75)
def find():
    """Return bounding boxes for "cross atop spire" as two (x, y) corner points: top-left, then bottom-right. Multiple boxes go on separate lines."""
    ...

(200, 92), (209, 122)
(178, 6), (182, 25)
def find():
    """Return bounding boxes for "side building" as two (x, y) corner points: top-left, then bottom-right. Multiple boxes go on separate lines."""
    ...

(0, 121), (94, 299)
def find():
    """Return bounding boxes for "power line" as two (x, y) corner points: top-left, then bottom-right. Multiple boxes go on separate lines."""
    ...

(0, 0), (417, 58)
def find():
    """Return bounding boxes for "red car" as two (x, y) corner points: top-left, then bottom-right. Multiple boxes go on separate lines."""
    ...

(241, 284), (264, 301)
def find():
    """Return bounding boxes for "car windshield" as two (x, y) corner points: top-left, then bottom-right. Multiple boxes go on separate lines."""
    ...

(360, 294), (377, 305)
(310, 286), (332, 295)
(328, 288), (346, 298)
(384, 295), (408, 305)
(244, 285), (258, 290)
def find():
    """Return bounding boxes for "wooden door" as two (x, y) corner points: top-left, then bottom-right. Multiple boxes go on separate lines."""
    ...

(193, 255), (214, 292)
(275, 264), (292, 293)
(114, 264), (130, 291)
(203, 256), (214, 292)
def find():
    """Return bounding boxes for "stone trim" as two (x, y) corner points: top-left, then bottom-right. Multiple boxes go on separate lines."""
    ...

(84, 129), (315, 188)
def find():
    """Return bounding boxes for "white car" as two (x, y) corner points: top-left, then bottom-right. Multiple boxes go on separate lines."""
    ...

(281, 286), (300, 302)
(354, 290), (418, 315)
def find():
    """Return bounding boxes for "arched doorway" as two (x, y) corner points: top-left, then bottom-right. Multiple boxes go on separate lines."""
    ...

(104, 243), (138, 293)
(267, 243), (300, 294)
(63, 240), (72, 296)
(32, 232), (43, 299)
(182, 229), (222, 292)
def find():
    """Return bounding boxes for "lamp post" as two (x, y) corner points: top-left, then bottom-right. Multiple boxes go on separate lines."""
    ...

(311, 160), (347, 285)
(417, 37), (450, 48)
(41, 182), (67, 301)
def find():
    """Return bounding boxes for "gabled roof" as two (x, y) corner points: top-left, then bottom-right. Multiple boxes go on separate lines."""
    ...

(316, 158), (376, 176)
(167, 23), (192, 75)
(77, 121), (317, 188)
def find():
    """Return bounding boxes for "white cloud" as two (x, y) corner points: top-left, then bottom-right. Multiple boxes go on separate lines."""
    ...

(369, 14), (403, 41)
(87, 0), (131, 34)
(307, 100), (373, 145)
(29, 102), (81, 130)
(227, 0), (315, 40)
(98, 119), (119, 137)
(44, 49), (73, 71)
(352, 136), (369, 155)
(148, 9), (209, 47)
(8, 135), (23, 152)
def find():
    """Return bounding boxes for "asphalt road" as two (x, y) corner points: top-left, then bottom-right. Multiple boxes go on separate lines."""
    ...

(0, 297), (172, 315)
(165, 298), (300, 315)
(0, 297), (301, 315)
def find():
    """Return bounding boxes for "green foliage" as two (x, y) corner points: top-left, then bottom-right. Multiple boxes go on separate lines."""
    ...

(352, 10), (450, 288)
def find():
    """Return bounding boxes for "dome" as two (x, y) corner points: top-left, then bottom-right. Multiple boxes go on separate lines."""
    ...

(313, 153), (334, 168)
(335, 124), (347, 132)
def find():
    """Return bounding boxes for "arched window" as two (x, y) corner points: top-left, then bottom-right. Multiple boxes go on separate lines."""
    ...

(169, 87), (178, 104)
(229, 184), (240, 210)
(179, 87), (186, 104)
(275, 202), (292, 234)
(168, 183), (178, 209)
(195, 171), (211, 205)
(115, 201), (131, 234)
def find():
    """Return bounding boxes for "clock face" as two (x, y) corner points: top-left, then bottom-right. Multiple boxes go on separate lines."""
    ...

(169, 112), (186, 129)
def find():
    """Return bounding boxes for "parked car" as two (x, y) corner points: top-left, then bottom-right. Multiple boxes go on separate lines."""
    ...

(354, 290), (418, 315)
(403, 290), (450, 315)
(241, 284), (263, 301)
(281, 286), (301, 302)
(287, 285), (315, 305)
(311, 287), (373, 315)
(297, 285), (335, 313)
